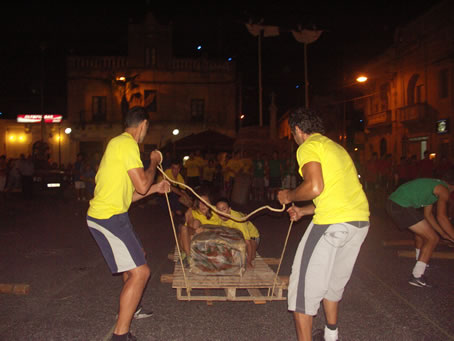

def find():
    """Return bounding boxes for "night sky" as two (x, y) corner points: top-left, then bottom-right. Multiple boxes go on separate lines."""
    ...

(0, 0), (443, 125)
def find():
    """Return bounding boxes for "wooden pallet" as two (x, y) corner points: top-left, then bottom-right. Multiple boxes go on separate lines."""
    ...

(161, 251), (288, 304)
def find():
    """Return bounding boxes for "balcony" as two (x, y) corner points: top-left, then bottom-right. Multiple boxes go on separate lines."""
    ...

(366, 110), (391, 128)
(397, 103), (430, 124)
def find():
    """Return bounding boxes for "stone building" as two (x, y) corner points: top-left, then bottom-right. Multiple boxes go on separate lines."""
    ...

(357, 0), (454, 162)
(66, 13), (239, 163)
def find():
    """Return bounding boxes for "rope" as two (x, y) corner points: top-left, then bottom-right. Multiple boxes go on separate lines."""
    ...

(154, 151), (292, 301)
(268, 204), (294, 299)
(156, 165), (286, 221)
(159, 163), (191, 300)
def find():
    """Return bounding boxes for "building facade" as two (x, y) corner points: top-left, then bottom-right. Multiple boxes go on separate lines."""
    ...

(357, 0), (454, 163)
(67, 13), (239, 164)
(1, 13), (239, 167)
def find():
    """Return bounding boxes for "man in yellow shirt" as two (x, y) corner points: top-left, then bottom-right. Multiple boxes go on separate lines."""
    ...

(87, 106), (170, 341)
(183, 150), (205, 187)
(278, 107), (369, 341)
(158, 159), (192, 217)
(215, 197), (260, 269)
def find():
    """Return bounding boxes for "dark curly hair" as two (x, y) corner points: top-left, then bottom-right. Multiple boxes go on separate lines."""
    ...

(288, 107), (325, 135)
(441, 168), (454, 185)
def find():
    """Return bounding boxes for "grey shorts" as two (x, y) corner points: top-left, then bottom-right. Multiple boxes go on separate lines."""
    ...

(288, 221), (369, 315)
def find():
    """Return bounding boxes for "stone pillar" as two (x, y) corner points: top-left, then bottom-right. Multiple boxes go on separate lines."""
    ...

(269, 92), (277, 140)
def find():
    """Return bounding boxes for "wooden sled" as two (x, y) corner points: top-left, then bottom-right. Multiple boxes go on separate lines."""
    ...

(161, 250), (288, 304)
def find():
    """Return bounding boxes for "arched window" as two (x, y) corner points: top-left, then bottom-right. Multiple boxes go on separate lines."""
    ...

(407, 74), (420, 105)
(380, 138), (387, 158)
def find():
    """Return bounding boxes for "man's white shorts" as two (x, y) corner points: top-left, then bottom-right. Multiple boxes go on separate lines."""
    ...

(288, 221), (369, 315)
(74, 180), (85, 189)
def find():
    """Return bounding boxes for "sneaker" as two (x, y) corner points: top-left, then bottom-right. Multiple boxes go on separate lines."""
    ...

(311, 329), (325, 341)
(127, 333), (137, 341)
(182, 256), (190, 268)
(409, 275), (432, 288)
(111, 332), (137, 341)
(133, 305), (153, 320)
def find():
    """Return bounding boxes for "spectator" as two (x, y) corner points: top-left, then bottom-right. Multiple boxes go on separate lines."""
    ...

(419, 150), (434, 178)
(252, 152), (266, 202)
(0, 155), (7, 192)
(17, 154), (35, 199)
(74, 153), (86, 201)
(407, 155), (419, 180)
(202, 159), (216, 186)
(267, 150), (282, 201)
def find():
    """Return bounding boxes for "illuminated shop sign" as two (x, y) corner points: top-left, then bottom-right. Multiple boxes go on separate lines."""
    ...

(17, 114), (63, 123)
(436, 119), (449, 134)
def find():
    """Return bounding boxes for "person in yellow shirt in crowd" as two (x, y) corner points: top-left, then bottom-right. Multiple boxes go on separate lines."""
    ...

(202, 159), (216, 186)
(277, 107), (369, 341)
(157, 158), (192, 218)
(183, 150), (205, 188)
(215, 197), (260, 269)
(241, 151), (254, 177)
(224, 151), (244, 197)
(178, 186), (221, 267)
(86, 106), (170, 341)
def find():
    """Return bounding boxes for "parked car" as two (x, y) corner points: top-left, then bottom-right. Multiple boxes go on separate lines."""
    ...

(33, 168), (72, 196)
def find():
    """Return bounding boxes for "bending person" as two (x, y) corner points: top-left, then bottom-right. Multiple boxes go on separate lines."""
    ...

(178, 186), (221, 267)
(215, 197), (260, 269)
(386, 172), (454, 287)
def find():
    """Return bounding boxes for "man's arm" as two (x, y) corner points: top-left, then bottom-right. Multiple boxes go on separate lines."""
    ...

(277, 161), (324, 204)
(128, 150), (161, 195)
(432, 185), (454, 241)
(287, 204), (316, 222)
(132, 179), (170, 202)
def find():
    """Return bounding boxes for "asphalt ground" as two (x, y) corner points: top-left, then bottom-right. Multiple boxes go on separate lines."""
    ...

(0, 191), (453, 341)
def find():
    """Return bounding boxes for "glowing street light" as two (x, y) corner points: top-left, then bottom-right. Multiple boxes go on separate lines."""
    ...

(64, 127), (72, 135)
(172, 128), (180, 136)
(356, 75), (368, 83)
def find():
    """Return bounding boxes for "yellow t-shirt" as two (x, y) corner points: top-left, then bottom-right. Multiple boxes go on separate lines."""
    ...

(191, 209), (222, 226)
(241, 158), (253, 175)
(296, 133), (369, 224)
(159, 168), (185, 189)
(88, 132), (143, 219)
(202, 165), (216, 182)
(184, 156), (205, 177)
(224, 158), (243, 181)
(219, 209), (259, 240)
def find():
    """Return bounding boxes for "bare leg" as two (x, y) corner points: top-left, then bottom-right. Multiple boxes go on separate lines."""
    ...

(323, 299), (339, 326)
(250, 240), (257, 261)
(245, 240), (253, 269)
(414, 234), (423, 250)
(409, 220), (439, 264)
(114, 264), (150, 335)
(294, 312), (313, 341)
(179, 225), (191, 256)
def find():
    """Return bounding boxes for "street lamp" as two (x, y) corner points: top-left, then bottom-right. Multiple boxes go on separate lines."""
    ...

(356, 75), (368, 83)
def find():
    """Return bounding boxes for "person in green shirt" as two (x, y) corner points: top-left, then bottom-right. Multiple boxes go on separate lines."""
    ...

(387, 173), (454, 288)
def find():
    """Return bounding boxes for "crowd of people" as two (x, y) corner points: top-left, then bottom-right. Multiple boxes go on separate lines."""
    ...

(362, 149), (453, 209)
(0, 152), (99, 201)
(155, 147), (299, 207)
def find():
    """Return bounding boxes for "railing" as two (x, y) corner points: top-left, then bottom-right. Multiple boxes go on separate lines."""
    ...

(397, 103), (429, 123)
(68, 56), (234, 73)
(68, 56), (128, 69)
(366, 110), (391, 128)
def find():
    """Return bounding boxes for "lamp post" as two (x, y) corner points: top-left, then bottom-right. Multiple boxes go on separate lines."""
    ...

(172, 128), (179, 156)
(341, 75), (369, 148)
